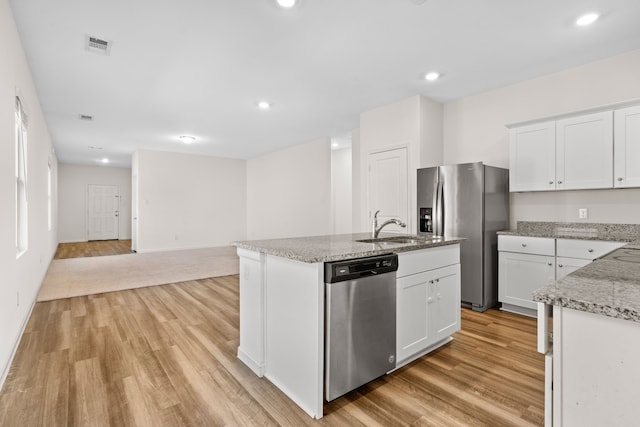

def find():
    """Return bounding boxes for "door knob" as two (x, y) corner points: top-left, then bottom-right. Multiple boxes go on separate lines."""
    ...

(557, 181), (563, 184)
(618, 177), (623, 181)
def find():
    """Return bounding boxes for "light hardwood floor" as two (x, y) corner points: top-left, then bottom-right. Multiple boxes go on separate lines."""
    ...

(54, 240), (133, 259)
(0, 276), (544, 426)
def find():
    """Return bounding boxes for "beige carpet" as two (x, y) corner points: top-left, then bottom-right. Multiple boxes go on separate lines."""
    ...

(38, 246), (239, 301)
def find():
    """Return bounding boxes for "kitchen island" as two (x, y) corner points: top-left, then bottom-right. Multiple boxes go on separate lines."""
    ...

(532, 229), (640, 426)
(233, 233), (463, 419)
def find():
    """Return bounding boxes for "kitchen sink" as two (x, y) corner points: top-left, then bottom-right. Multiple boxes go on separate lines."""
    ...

(357, 235), (442, 245)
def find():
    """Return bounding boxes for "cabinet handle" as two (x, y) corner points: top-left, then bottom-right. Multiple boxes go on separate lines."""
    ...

(549, 181), (554, 185)
(588, 249), (594, 253)
(429, 280), (434, 284)
(618, 177), (623, 182)
(558, 264), (563, 268)
(548, 262), (553, 266)
(521, 243), (527, 247)
(435, 278), (440, 283)
(557, 181), (563, 184)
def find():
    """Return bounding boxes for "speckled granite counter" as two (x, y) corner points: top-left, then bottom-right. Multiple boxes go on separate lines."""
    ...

(497, 221), (640, 242)
(510, 221), (640, 321)
(533, 259), (640, 321)
(233, 233), (464, 263)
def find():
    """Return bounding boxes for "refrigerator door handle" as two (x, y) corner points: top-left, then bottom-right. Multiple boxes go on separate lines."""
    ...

(434, 180), (444, 236)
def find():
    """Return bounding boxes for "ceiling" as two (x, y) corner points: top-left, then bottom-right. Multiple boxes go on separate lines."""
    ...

(10, 0), (640, 167)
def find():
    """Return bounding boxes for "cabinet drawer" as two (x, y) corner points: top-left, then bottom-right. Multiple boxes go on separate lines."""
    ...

(498, 235), (555, 256)
(556, 239), (625, 260)
(396, 244), (460, 278)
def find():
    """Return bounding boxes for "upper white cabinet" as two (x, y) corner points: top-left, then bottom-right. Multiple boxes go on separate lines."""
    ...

(555, 111), (613, 190)
(508, 103), (640, 192)
(614, 105), (640, 188)
(509, 121), (556, 191)
(509, 112), (613, 192)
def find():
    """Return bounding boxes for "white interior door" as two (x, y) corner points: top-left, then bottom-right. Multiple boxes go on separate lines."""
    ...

(88, 184), (119, 240)
(131, 173), (138, 251)
(368, 147), (408, 234)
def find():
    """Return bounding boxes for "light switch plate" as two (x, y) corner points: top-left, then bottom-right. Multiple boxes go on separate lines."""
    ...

(578, 208), (588, 219)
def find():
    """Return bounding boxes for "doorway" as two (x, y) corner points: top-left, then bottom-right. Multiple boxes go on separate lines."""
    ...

(87, 184), (120, 240)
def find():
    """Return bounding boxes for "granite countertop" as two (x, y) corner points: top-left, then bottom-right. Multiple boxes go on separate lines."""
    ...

(515, 221), (640, 322)
(233, 232), (464, 263)
(533, 258), (640, 322)
(497, 221), (640, 242)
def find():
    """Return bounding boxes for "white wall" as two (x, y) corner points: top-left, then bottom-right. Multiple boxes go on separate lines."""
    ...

(331, 147), (352, 234)
(443, 49), (640, 227)
(134, 150), (246, 252)
(58, 164), (132, 242)
(358, 95), (443, 233)
(246, 138), (331, 240)
(0, 0), (58, 388)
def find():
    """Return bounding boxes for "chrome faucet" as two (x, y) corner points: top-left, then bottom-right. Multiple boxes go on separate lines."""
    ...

(372, 210), (407, 238)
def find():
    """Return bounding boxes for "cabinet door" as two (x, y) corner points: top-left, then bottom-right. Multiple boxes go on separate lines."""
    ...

(614, 105), (640, 188)
(556, 111), (613, 190)
(396, 272), (430, 363)
(556, 257), (591, 280)
(430, 264), (461, 340)
(509, 121), (556, 192)
(499, 252), (555, 310)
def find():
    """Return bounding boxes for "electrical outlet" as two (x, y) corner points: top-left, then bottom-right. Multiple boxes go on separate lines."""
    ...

(578, 208), (588, 219)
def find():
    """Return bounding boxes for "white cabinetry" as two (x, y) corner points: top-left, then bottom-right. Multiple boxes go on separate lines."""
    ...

(555, 111), (613, 190)
(614, 105), (640, 188)
(509, 110), (616, 192)
(509, 121), (556, 192)
(498, 236), (555, 316)
(237, 249), (266, 376)
(396, 245), (460, 366)
(556, 239), (624, 280)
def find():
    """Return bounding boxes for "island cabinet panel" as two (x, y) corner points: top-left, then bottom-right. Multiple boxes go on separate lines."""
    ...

(396, 246), (461, 367)
(553, 306), (640, 426)
(264, 255), (324, 419)
(237, 249), (266, 375)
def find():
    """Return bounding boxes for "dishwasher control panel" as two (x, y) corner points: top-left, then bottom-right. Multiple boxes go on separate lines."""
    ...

(325, 254), (398, 283)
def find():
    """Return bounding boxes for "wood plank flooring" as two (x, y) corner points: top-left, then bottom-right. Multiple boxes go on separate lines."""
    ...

(0, 276), (544, 426)
(54, 240), (133, 259)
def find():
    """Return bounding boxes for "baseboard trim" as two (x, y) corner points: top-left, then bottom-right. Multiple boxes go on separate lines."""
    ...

(0, 299), (37, 393)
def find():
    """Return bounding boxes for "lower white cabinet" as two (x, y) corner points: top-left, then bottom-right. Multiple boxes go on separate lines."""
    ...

(556, 238), (625, 280)
(396, 246), (461, 365)
(498, 235), (555, 316)
(499, 251), (555, 314)
(499, 236), (625, 315)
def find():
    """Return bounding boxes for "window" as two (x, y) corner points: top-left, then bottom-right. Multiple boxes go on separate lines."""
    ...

(15, 96), (28, 257)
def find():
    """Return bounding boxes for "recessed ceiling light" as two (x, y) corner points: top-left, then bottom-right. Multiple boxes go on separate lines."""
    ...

(331, 142), (339, 148)
(258, 101), (271, 110)
(179, 135), (197, 144)
(276, 0), (296, 8)
(424, 72), (440, 81)
(101, 158), (109, 164)
(576, 12), (599, 26)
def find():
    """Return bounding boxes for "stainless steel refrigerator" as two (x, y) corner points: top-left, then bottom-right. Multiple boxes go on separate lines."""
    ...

(417, 162), (509, 312)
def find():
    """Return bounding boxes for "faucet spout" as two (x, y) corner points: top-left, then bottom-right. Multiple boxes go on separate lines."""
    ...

(372, 211), (407, 238)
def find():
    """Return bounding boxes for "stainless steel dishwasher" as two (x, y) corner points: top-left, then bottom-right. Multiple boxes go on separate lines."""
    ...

(324, 253), (398, 401)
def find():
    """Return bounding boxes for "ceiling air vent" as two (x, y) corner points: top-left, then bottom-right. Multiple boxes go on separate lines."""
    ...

(85, 35), (112, 55)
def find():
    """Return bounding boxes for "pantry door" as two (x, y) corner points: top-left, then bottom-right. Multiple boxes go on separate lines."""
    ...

(87, 184), (119, 240)
(368, 147), (409, 233)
